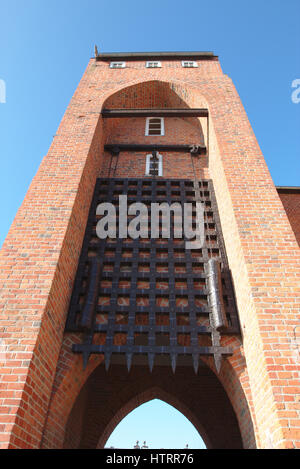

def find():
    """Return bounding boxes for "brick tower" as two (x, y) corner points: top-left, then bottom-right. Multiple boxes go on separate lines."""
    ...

(0, 51), (299, 449)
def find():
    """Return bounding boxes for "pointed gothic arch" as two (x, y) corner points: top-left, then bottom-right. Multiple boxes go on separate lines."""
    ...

(61, 360), (255, 449)
(98, 389), (209, 449)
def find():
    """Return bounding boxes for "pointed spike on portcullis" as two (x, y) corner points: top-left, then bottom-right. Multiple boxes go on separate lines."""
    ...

(105, 353), (111, 371)
(192, 354), (199, 374)
(214, 354), (222, 374)
(148, 353), (155, 372)
(126, 353), (133, 372)
(83, 351), (90, 370)
(171, 354), (177, 374)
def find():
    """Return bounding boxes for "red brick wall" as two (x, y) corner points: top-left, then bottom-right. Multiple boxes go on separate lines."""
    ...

(62, 380), (88, 449)
(100, 151), (208, 180)
(277, 190), (300, 246)
(100, 115), (208, 179)
(104, 116), (205, 144)
(0, 56), (299, 449)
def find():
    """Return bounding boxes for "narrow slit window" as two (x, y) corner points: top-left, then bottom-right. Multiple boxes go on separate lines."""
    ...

(145, 117), (164, 136)
(145, 153), (163, 177)
(181, 61), (198, 68)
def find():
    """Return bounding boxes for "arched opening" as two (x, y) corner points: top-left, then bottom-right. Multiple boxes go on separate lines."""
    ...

(63, 362), (246, 449)
(99, 80), (208, 178)
(99, 80), (208, 180)
(105, 399), (206, 449)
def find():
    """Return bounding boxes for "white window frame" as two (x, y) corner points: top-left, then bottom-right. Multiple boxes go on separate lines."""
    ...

(110, 61), (126, 69)
(146, 61), (162, 68)
(145, 153), (163, 177)
(181, 60), (198, 68)
(145, 117), (165, 136)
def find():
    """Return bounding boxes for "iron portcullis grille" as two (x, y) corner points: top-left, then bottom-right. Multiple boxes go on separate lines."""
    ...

(65, 178), (240, 372)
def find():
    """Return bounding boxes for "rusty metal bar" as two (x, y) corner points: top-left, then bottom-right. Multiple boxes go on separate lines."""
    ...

(102, 108), (209, 118)
(206, 259), (228, 332)
(80, 257), (101, 331)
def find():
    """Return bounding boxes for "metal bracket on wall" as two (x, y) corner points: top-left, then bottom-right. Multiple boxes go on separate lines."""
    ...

(104, 144), (206, 155)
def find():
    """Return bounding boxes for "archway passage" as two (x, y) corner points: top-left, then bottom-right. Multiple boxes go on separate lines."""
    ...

(105, 399), (206, 449)
(63, 363), (244, 449)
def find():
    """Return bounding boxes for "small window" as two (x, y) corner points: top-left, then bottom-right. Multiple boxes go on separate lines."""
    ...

(182, 61), (198, 68)
(145, 117), (164, 136)
(146, 61), (162, 68)
(110, 61), (126, 69)
(146, 153), (163, 177)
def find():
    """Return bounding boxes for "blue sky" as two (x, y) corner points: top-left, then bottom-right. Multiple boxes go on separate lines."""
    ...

(105, 399), (206, 449)
(0, 0), (299, 448)
(0, 0), (299, 248)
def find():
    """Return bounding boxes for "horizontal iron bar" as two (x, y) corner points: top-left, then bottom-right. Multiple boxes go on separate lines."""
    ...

(104, 144), (206, 154)
(96, 288), (208, 295)
(72, 344), (233, 355)
(66, 323), (239, 335)
(93, 324), (212, 333)
(86, 272), (209, 280)
(102, 108), (209, 118)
